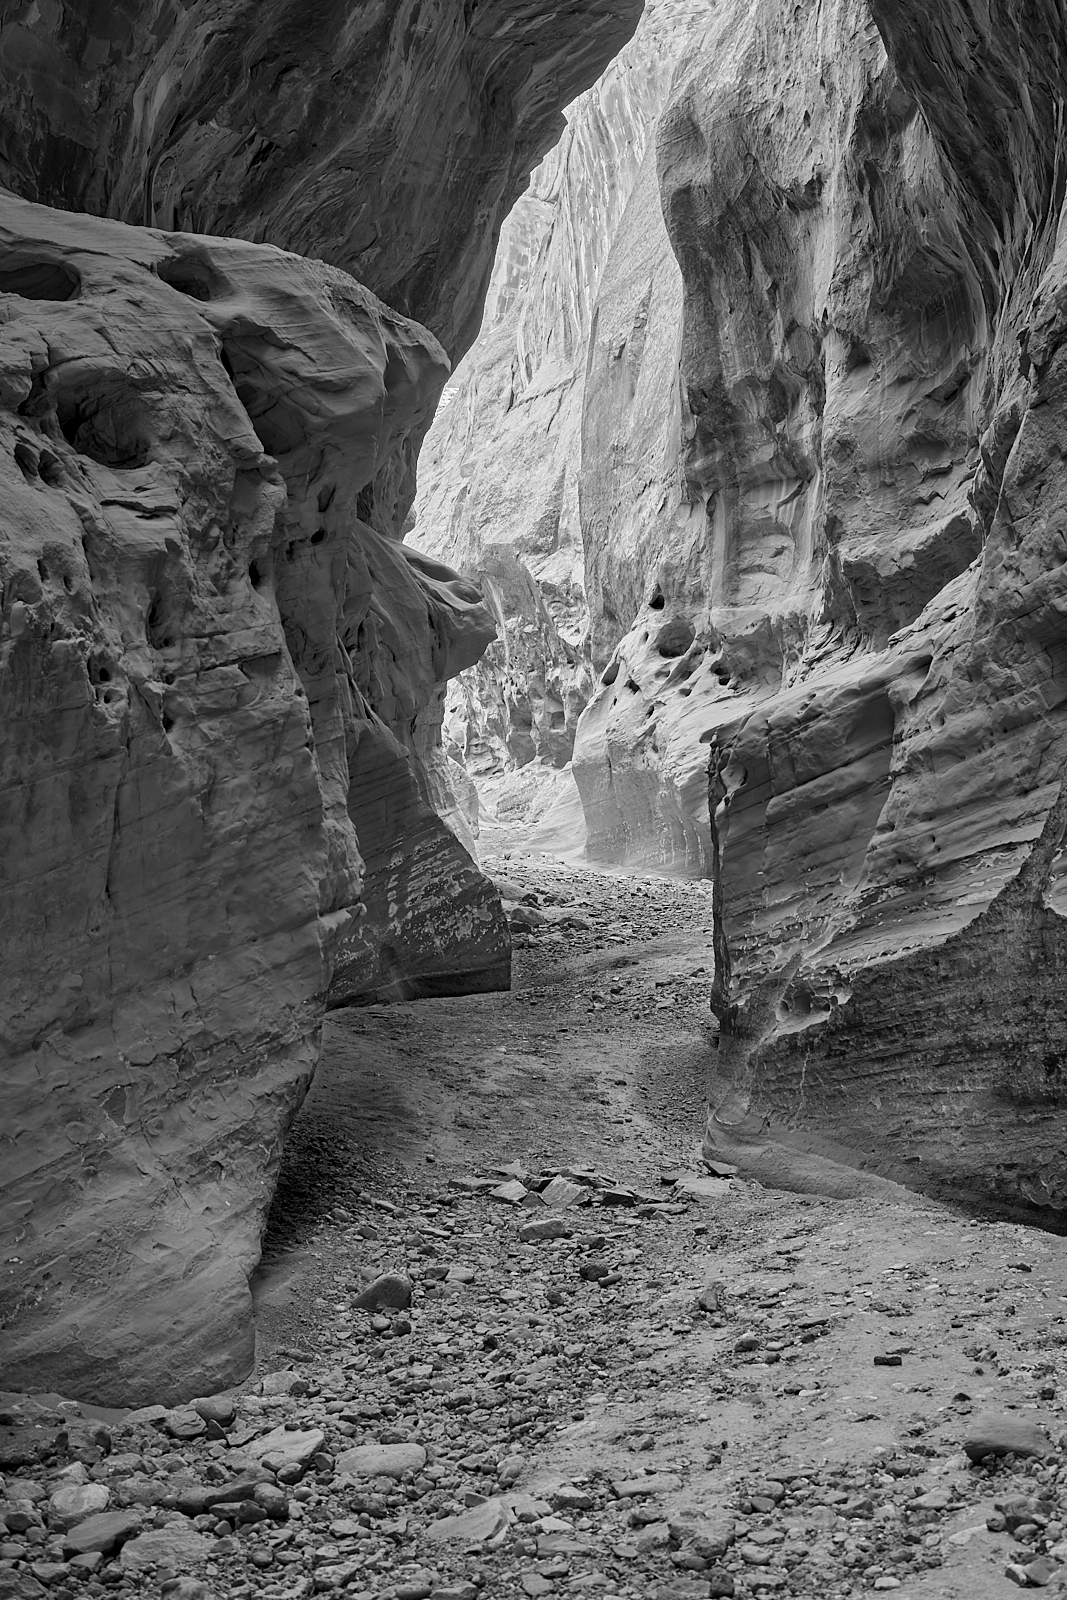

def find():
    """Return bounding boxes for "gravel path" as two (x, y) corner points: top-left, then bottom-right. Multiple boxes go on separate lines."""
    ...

(3, 859), (1067, 1600)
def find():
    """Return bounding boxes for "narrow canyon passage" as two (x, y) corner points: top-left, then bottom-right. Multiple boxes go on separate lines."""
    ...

(218, 852), (1067, 1600)
(5, 0), (1067, 1594)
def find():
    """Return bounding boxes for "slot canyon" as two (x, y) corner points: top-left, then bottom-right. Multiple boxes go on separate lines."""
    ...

(2, 2), (1067, 1598)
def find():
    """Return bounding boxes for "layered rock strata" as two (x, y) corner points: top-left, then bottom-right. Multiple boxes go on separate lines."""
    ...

(417, 0), (1067, 1202)
(0, 195), (465, 1400)
(589, 0), (1067, 1206)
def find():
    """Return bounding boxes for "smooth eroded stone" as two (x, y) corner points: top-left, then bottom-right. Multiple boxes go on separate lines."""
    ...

(192, 1395), (237, 1428)
(163, 1408), (208, 1441)
(245, 1426), (325, 1466)
(963, 1415), (1052, 1463)
(424, 1496), (511, 1543)
(352, 1273), (413, 1312)
(62, 1509), (142, 1556)
(335, 1443), (427, 1481)
(47, 1482), (110, 1530)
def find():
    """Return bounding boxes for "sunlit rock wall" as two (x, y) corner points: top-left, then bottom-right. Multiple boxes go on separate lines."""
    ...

(570, 0), (1067, 1205)
(412, 0), (716, 776)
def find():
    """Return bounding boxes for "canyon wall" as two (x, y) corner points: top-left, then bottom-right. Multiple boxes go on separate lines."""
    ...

(592, 0), (1067, 1208)
(418, 0), (1067, 1207)
(0, 0), (642, 1402)
(412, 0), (716, 778)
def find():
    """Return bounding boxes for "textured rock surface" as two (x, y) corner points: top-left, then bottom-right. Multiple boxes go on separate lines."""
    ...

(412, 0), (715, 777)
(0, 0), (642, 1403)
(0, 0), (641, 366)
(613, 0), (1067, 1206)
(0, 194), (457, 1401)
(419, 0), (1067, 1202)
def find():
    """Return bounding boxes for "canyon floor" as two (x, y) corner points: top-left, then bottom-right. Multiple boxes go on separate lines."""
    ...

(4, 857), (1067, 1600)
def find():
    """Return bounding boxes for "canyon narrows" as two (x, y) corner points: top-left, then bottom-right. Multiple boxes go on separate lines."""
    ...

(417, 0), (1067, 1218)
(0, 0), (644, 1403)
(3, 0), (1067, 1415)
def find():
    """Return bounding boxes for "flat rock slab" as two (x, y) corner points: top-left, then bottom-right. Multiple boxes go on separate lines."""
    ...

(541, 1176), (589, 1208)
(673, 1174), (733, 1201)
(963, 1414), (1052, 1462)
(245, 1425), (325, 1465)
(62, 1509), (142, 1556)
(613, 1473), (684, 1498)
(336, 1442), (427, 1480)
(424, 1496), (511, 1543)
(119, 1523), (212, 1571)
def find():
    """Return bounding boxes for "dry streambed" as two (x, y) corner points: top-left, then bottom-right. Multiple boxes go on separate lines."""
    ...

(4, 862), (1067, 1600)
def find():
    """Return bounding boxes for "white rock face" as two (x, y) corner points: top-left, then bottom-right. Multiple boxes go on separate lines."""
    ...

(419, 0), (1067, 1209)
(412, 0), (717, 774)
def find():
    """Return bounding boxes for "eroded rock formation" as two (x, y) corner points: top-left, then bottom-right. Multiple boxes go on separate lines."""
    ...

(0, 0), (643, 1402)
(586, 0), (1067, 1207)
(0, 195), (469, 1401)
(412, 0), (716, 776)
(421, 0), (1067, 1206)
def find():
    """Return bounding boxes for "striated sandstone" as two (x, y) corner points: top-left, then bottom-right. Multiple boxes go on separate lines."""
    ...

(0, 0), (642, 367)
(420, 0), (1067, 1203)
(0, 194), (482, 1402)
(413, 0), (716, 777)
(0, 0), (640, 1402)
(600, 0), (1067, 1206)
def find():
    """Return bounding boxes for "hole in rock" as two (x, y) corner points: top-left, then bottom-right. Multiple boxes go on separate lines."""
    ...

(601, 661), (619, 686)
(0, 256), (80, 300)
(14, 442), (38, 481)
(38, 450), (64, 486)
(653, 616), (695, 658)
(311, 528), (327, 545)
(649, 589), (665, 610)
(155, 254), (217, 301)
(146, 590), (176, 651)
(55, 384), (149, 469)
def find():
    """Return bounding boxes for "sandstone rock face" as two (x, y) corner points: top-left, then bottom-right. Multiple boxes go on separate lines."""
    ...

(412, 0), (716, 777)
(579, 0), (1067, 1207)
(0, 0), (641, 366)
(0, 1), (640, 1403)
(418, 0), (1067, 1204)
(0, 194), (463, 1401)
